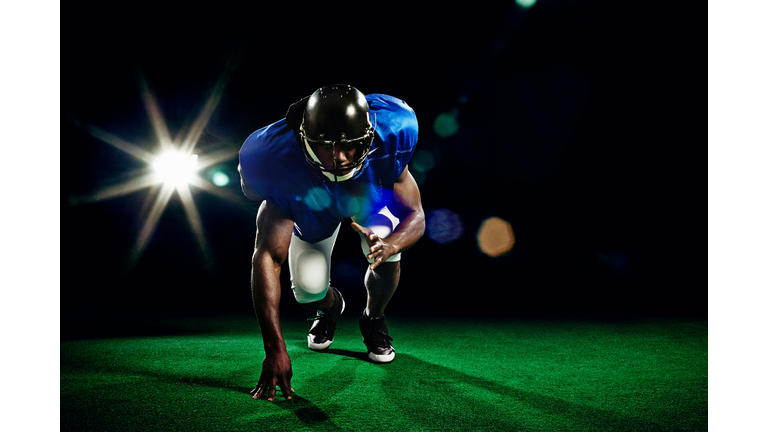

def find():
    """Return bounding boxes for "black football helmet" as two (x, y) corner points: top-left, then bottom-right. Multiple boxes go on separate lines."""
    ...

(298, 85), (376, 183)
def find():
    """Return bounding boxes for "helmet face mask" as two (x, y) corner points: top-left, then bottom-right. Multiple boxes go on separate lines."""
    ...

(299, 122), (375, 181)
(298, 85), (376, 183)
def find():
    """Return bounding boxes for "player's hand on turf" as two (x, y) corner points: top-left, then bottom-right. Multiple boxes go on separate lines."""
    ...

(351, 222), (395, 270)
(250, 350), (294, 401)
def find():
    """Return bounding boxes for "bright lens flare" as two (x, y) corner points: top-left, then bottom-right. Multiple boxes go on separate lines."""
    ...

(70, 63), (243, 269)
(153, 151), (199, 188)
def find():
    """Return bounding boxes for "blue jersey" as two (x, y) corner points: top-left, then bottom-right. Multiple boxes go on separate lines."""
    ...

(239, 94), (418, 243)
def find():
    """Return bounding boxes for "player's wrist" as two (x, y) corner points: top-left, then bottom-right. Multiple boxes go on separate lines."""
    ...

(384, 232), (409, 255)
(263, 340), (288, 355)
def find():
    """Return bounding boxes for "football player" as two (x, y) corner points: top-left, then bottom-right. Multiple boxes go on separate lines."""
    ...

(239, 85), (425, 401)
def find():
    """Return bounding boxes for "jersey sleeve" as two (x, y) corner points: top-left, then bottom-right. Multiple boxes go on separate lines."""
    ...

(367, 94), (419, 179)
(387, 97), (419, 178)
(238, 121), (297, 219)
(395, 105), (418, 177)
(238, 163), (264, 202)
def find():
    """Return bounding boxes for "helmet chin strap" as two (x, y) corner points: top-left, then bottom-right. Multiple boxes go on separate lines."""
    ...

(303, 139), (360, 182)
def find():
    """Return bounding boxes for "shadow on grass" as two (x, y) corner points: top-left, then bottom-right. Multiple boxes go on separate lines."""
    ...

(272, 396), (346, 431)
(62, 325), (705, 431)
(312, 349), (683, 431)
(184, 368), (345, 430)
(389, 354), (687, 431)
(316, 348), (369, 361)
(62, 363), (346, 432)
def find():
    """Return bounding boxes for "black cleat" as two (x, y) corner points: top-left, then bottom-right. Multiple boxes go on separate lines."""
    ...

(359, 313), (395, 363)
(307, 287), (345, 350)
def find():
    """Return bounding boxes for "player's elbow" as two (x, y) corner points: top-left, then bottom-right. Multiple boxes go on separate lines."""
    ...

(401, 206), (425, 241)
(414, 209), (426, 239)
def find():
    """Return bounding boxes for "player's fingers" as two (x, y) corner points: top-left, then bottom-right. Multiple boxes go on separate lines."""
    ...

(251, 383), (264, 399)
(267, 384), (277, 402)
(353, 223), (377, 247)
(280, 384), (293, 400)
(370, 256), (383, 270)
(367, 248), (382, 260)
(351, 222), (370, 235)
(363, 234), (378, 249)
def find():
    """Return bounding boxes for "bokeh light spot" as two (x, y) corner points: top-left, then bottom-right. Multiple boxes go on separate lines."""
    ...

(516, 0), (536, 8)
(412, 170), (427, 186)
(426, 209), (464, 244)
(477, 217), (515, 257)
(341, 194), (363, 215)
(410, 149), (436, 173)
(305, 187), (332, 211)
(433, 112), (459, 138)
(212, 172), (230, 186)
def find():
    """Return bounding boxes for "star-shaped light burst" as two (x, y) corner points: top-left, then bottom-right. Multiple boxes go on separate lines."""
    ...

(71, 68), (243, 267)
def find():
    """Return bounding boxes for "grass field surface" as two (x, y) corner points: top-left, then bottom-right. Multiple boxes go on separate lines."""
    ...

(61, 312), (707, 431)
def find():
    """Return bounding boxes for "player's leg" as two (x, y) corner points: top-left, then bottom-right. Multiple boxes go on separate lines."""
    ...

(288, 224), (345, 350)
(358, 208), (400, 363)
(364, 261), (400, 317)
(299, 287), (335, 312)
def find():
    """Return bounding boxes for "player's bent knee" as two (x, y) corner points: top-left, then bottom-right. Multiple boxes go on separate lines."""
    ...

(292, 249), (330, 303)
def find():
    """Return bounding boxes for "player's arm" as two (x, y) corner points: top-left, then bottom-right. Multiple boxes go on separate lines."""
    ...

(352, 165), (425, 269)
(249, 200), (295, 401)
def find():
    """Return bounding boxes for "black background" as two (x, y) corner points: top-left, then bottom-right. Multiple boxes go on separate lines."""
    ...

(61, 1), (704, 322)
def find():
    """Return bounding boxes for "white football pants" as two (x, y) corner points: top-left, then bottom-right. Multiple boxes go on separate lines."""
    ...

(288, 207), (401, 303)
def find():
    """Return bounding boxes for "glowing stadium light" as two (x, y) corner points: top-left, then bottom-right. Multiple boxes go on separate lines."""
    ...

(477, 217), (515, 257)
(152, 150), (199, 188)
(71, 62), (249, 267)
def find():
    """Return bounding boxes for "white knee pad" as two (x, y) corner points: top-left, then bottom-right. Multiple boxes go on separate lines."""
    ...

(359, 207), (401, 264)
(289, 224), (340, 303)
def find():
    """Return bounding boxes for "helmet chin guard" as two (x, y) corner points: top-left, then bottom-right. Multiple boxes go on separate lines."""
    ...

(298, 85), (376, 183)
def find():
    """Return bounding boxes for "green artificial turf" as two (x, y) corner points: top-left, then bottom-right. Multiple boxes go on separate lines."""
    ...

(61, 313), (707, 431)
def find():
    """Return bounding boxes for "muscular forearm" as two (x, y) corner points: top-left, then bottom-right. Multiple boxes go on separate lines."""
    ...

(386, 208), (425, 255)
(251, 254), (286, 353)
(384, 166), (425, 255)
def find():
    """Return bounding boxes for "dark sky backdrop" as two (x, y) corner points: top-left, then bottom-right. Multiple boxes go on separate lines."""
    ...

(61, 1), (704, 320)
